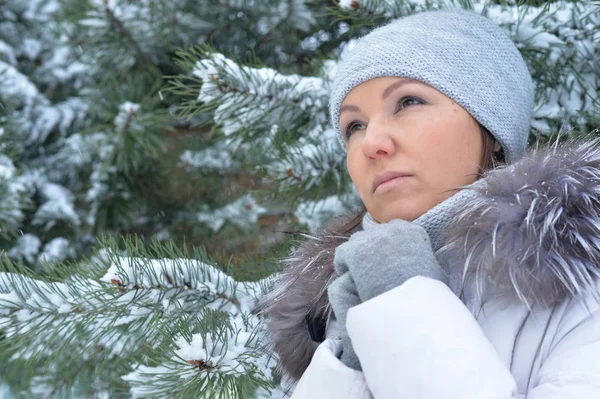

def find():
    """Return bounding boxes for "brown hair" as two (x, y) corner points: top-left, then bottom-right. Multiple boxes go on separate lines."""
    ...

(337, 123), (505, 235)
(479, 125), (506, 172)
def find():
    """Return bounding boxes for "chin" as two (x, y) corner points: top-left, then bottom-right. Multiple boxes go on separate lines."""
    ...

(374, 208), (423, 223)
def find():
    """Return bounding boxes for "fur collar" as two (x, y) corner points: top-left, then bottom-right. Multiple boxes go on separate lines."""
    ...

(257, 138), (600, 381)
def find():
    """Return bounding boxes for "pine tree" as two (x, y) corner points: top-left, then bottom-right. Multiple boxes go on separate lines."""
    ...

(1, 0), (599, 397)
(0, 0), (335, 271)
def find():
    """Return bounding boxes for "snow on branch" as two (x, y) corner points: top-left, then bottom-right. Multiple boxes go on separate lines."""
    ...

(256, 0), (317, 35)
(0, 155), (24, 235)
(0, 59), (89, 145)
(268, 124), (350, 203)
(197, 195), (267, 233)
(338, 0), (456, 16)
(32, 182), (80, 230)
(192, 52), (329, 137)
(0, 61), (40, 107)
(0, 240), (278, 397)
(188, 51), (351, 206)
(295, 192), (362, 233)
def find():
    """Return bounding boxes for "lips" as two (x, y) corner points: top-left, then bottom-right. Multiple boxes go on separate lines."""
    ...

(372, 171), (412, 193)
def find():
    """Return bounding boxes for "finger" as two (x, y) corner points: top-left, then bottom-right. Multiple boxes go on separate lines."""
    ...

(327, 273), (361, 315)
(328, 273), (359, 297)
(333, 243), (352, 275)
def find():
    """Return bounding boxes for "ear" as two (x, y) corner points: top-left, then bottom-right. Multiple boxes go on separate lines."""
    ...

(494, 141), (502, 152)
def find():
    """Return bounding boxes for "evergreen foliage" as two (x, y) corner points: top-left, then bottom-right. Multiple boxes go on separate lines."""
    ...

(0, 0), (598, 397)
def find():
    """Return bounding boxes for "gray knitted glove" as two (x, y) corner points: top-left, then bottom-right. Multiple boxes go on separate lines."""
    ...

(334, 218), (448, 303)
(327, 272), (362, 370)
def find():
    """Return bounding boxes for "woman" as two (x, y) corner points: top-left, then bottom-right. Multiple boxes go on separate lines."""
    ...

(259, 9), (600, 398)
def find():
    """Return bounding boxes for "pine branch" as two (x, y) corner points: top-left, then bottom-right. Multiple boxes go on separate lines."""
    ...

(102, 0), (148, 66)
(46, 344), (104, 399)
(256, 0), (295, 48)
(0, 236), (278, 397)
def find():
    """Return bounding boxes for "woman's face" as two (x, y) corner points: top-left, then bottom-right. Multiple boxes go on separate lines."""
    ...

(341, 77), (486, 223)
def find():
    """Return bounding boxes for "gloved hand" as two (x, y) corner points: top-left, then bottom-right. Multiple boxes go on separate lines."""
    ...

(334, 218), (448, 303)
(327, 272), (362, 370)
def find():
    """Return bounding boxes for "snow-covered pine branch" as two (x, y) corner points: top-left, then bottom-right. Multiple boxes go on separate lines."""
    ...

(0, 153), (24, 236)
(0, 238), (278, 398)
(171, 50), (351, 212)
(190, 52), (329, 138)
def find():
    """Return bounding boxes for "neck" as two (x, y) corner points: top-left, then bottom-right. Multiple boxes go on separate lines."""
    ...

(362, 183), (483, 252)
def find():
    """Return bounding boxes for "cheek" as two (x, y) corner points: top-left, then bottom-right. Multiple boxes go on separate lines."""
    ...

(419, 113), (482, 172)
(346, 152), (366, 193)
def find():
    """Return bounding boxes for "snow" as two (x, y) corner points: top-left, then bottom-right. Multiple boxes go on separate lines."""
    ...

(338, 0), (450, 16)
(21, 38), (42, 60)
(98, 251), (262, 314)
(190, 52), (344, 203)
(295, 194), (357, 232)
(0, 40), (16, 65)
(1, 59), (88, 144)
(0, 382), (15, 399)
(27, 104), (61, 144)
(42, 132), (106, 185)
(0, 291), (20, 316)
(114, 102), (141, 132)
(0, 162), (27, 234)
(287, 0), (317, 32)
(256, 0), (316, 34)
(90, 251), (276, 396)
(56, 98), (89, 133)
(197, 195), (266, 233)
(0, 61), (40, 105)
(79, 18), (108, 28)
(37, 238), (74, 266)
(0, 273), (74, 325)
(172, 316), (257, 375)
(193, 52), (328, 114)
(0, 155), (15, 179)
(1, 248), (272, 394)
(7, 234), (41, 264)
(42, 45), (88, 82)
(123, 308), (276, 398)
(0, 155), (23, 233)
(180, 145), (239, 171)
(338, 0), (356, 8)
(32, 182), (80, 230)
(21, 0), (60, 20)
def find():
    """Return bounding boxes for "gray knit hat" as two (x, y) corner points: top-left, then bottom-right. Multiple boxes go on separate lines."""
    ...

(330, 9), (535, 163)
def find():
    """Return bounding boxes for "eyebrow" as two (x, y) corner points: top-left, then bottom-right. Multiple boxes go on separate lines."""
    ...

(339, 78), (415, 116)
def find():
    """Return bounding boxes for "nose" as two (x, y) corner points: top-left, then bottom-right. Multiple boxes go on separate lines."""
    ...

(361, 119), (396, 159)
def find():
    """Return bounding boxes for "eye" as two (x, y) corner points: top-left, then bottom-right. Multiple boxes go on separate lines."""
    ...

(394, 96), (424, 113)
(343, 96), (425, 140)
(344, 121), (366, 140)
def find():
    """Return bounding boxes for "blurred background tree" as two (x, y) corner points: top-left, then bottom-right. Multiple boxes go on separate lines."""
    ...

(0, 0), (353, 274)
(0, 0), (598, 397)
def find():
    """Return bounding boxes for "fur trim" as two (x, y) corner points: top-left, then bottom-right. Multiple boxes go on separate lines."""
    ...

(255, 216), (359, 380)
(442, 138), (600, 309)
(259, 137), (600, 381)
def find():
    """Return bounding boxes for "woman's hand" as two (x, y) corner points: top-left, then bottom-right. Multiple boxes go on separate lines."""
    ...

(334, 218), (448, 303)
(327, 218), (448, 370)
(327, 273), (362, 370)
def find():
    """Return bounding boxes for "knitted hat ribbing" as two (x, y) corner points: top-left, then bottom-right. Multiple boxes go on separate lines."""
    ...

(330, 9), (534, 163)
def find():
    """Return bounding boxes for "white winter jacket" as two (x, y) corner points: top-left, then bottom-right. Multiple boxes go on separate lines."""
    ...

(258, 139), (600, 398)
(291, 275), (600, 398)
